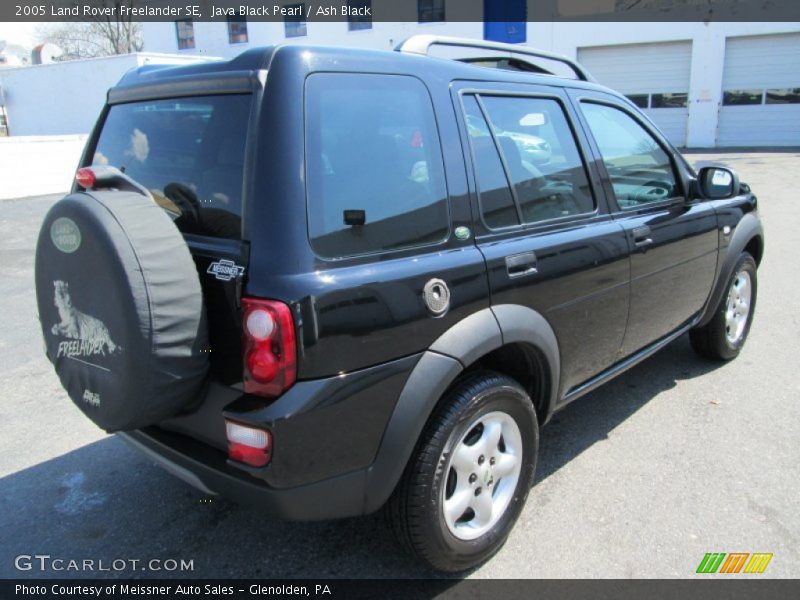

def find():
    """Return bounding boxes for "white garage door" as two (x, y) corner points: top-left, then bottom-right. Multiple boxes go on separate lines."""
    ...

(578, 41), (692, 147)
(718, 33), (800, 147)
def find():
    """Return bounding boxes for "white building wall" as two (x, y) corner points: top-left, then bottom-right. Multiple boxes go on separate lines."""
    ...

(0, 135), (87, 199)
(0, 52), (213, 136)
(143, 20), (483, 57)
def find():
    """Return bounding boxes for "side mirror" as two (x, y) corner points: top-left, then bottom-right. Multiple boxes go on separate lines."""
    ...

(696, 166), (739, 200)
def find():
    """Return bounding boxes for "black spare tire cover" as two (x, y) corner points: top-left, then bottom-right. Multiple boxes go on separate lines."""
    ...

(35, 191), (209, 431)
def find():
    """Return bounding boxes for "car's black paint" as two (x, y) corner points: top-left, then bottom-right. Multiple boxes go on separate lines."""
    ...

(223, 353), (420, 489)
(83, 43), (764, 519)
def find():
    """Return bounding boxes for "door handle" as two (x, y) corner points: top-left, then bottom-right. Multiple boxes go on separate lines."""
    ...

(632, 226), (653, 249)
(505, 251), (538, 278)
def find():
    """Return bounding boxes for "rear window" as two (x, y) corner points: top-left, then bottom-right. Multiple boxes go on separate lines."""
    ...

(90, 94), (252, 239)
(305, 73), (449, 259)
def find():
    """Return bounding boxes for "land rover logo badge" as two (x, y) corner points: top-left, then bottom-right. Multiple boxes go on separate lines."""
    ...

(50, 217), (81, 254)
(423, 278), (450, 316)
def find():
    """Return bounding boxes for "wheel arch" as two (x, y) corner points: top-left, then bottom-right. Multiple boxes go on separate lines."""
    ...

(698, 213), (764, 327)
(362, 305), (560, 513)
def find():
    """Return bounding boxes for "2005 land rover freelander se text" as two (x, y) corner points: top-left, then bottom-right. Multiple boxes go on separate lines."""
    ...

(35, 36), (764, 572)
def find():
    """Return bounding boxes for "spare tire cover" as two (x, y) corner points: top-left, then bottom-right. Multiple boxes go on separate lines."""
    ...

(35, 191), (209, 432)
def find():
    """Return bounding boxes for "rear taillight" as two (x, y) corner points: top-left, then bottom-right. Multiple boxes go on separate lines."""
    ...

(241, 297), (297, 397)
(76, 167), (96, 189)
(225, 420), (272, 467)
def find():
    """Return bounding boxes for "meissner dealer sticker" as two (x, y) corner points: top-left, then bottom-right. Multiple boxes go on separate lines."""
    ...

(50, 217), (82, 254)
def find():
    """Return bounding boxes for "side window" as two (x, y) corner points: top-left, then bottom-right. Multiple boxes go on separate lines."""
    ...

(581, 102), (681, 208)
(480, 96), (596, 225)
(306, 73), (449, 259)
(463, 93), (596, 229)
(462, 96), (519, 229)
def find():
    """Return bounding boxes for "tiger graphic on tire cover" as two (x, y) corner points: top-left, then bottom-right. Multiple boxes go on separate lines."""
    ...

(51, 280), (120, 357)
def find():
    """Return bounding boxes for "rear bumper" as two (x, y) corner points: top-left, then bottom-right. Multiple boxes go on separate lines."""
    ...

(119, 428), (368, 521)
(120, 353), (423, 520)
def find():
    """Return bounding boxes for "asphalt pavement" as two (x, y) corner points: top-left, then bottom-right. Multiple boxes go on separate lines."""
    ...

(0, 151), (797, 579)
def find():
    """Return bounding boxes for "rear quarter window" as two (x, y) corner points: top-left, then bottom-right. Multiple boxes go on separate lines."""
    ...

(90, 94), (252, 240)
(305, 73), (450, 259)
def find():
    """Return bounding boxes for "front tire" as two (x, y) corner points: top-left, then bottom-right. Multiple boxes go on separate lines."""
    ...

(387, 372), (538, 572)
(690, 252), (757, 360)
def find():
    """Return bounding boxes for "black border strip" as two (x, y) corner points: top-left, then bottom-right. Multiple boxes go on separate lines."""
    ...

(4, 0), (800, 23)
(3, 579), (800, 600)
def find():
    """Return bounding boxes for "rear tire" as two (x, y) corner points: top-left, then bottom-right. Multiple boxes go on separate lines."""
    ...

(387, 372), (538, 572)
(690, 252), (757, 361)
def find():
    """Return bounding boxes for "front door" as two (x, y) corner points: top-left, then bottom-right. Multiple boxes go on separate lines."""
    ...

(572, 94), (718, 356)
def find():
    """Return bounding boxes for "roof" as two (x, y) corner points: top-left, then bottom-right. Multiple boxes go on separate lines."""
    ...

(110, 42), (614, 104)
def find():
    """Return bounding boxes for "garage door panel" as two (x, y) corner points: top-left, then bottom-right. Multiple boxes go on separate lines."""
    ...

(718, 105), (800, 147)
(722, 33), (800, 89)
(643, 108), (688, 147)
(578, 41), (692, 147)
(578, 42), (692, 95)
(719, 33), (800, 147)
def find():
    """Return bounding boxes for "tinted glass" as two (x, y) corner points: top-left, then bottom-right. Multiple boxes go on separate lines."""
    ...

(306, 74), (449, 258)
(463, 96), (519, 229)
(418, 0), (445, 22)
(626, 94), (649, 109)
(480, 95), (595, 224)
(651, 93), (688, 108)
(175, 20), (195, 50)
(347, 0), (372, 30)
(766, 88), (800, 104)
(723, 90), (763, 106)
(92, 94), (251, 239)
(284, 4), (307, 37)
(227, 16), (248, 43)
(581, 102), (681, 208)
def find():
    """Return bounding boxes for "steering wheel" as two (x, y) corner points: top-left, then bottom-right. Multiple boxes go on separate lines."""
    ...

(628, 180), (672, 204)
(164, 182), (202, 233)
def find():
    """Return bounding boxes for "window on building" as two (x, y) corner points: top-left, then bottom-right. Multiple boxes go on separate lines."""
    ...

(464, 95), (595, 227)
(625, 94), (649, 109)
(765, 88), (800, 104)
(650, 93), (688, 109)
(175, 20), (195, 50)
(581, 102), (681, 209)
(227, 16), (248, 44)
(723, 90), (763, 106)
(347, 0), (372, 31)
(305, 73), (449, 258)
(418, 0), (445, 23)
(284, 4), (307, 38)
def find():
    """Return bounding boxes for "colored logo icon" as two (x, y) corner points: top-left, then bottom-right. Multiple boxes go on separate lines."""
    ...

(696, 552), (773, 574)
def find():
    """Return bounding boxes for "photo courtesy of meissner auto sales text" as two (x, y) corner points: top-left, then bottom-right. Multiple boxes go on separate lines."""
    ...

(0, 0), (798, 598)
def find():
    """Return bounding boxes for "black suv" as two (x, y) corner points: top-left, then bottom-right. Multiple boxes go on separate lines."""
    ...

(35, 36), (764, 571)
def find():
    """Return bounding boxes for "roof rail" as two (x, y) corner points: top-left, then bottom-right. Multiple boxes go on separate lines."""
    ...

(395, 35), (595, 83)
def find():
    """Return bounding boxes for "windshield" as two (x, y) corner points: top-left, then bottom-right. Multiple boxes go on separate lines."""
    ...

(90, 94), (252, 240)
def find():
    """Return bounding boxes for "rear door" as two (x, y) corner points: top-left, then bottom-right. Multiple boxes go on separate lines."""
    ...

(570, 91), (718, 356)
(453, 82), (631, 397)
(87, 93), (255, 384)
(290, 72), (490, 378)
